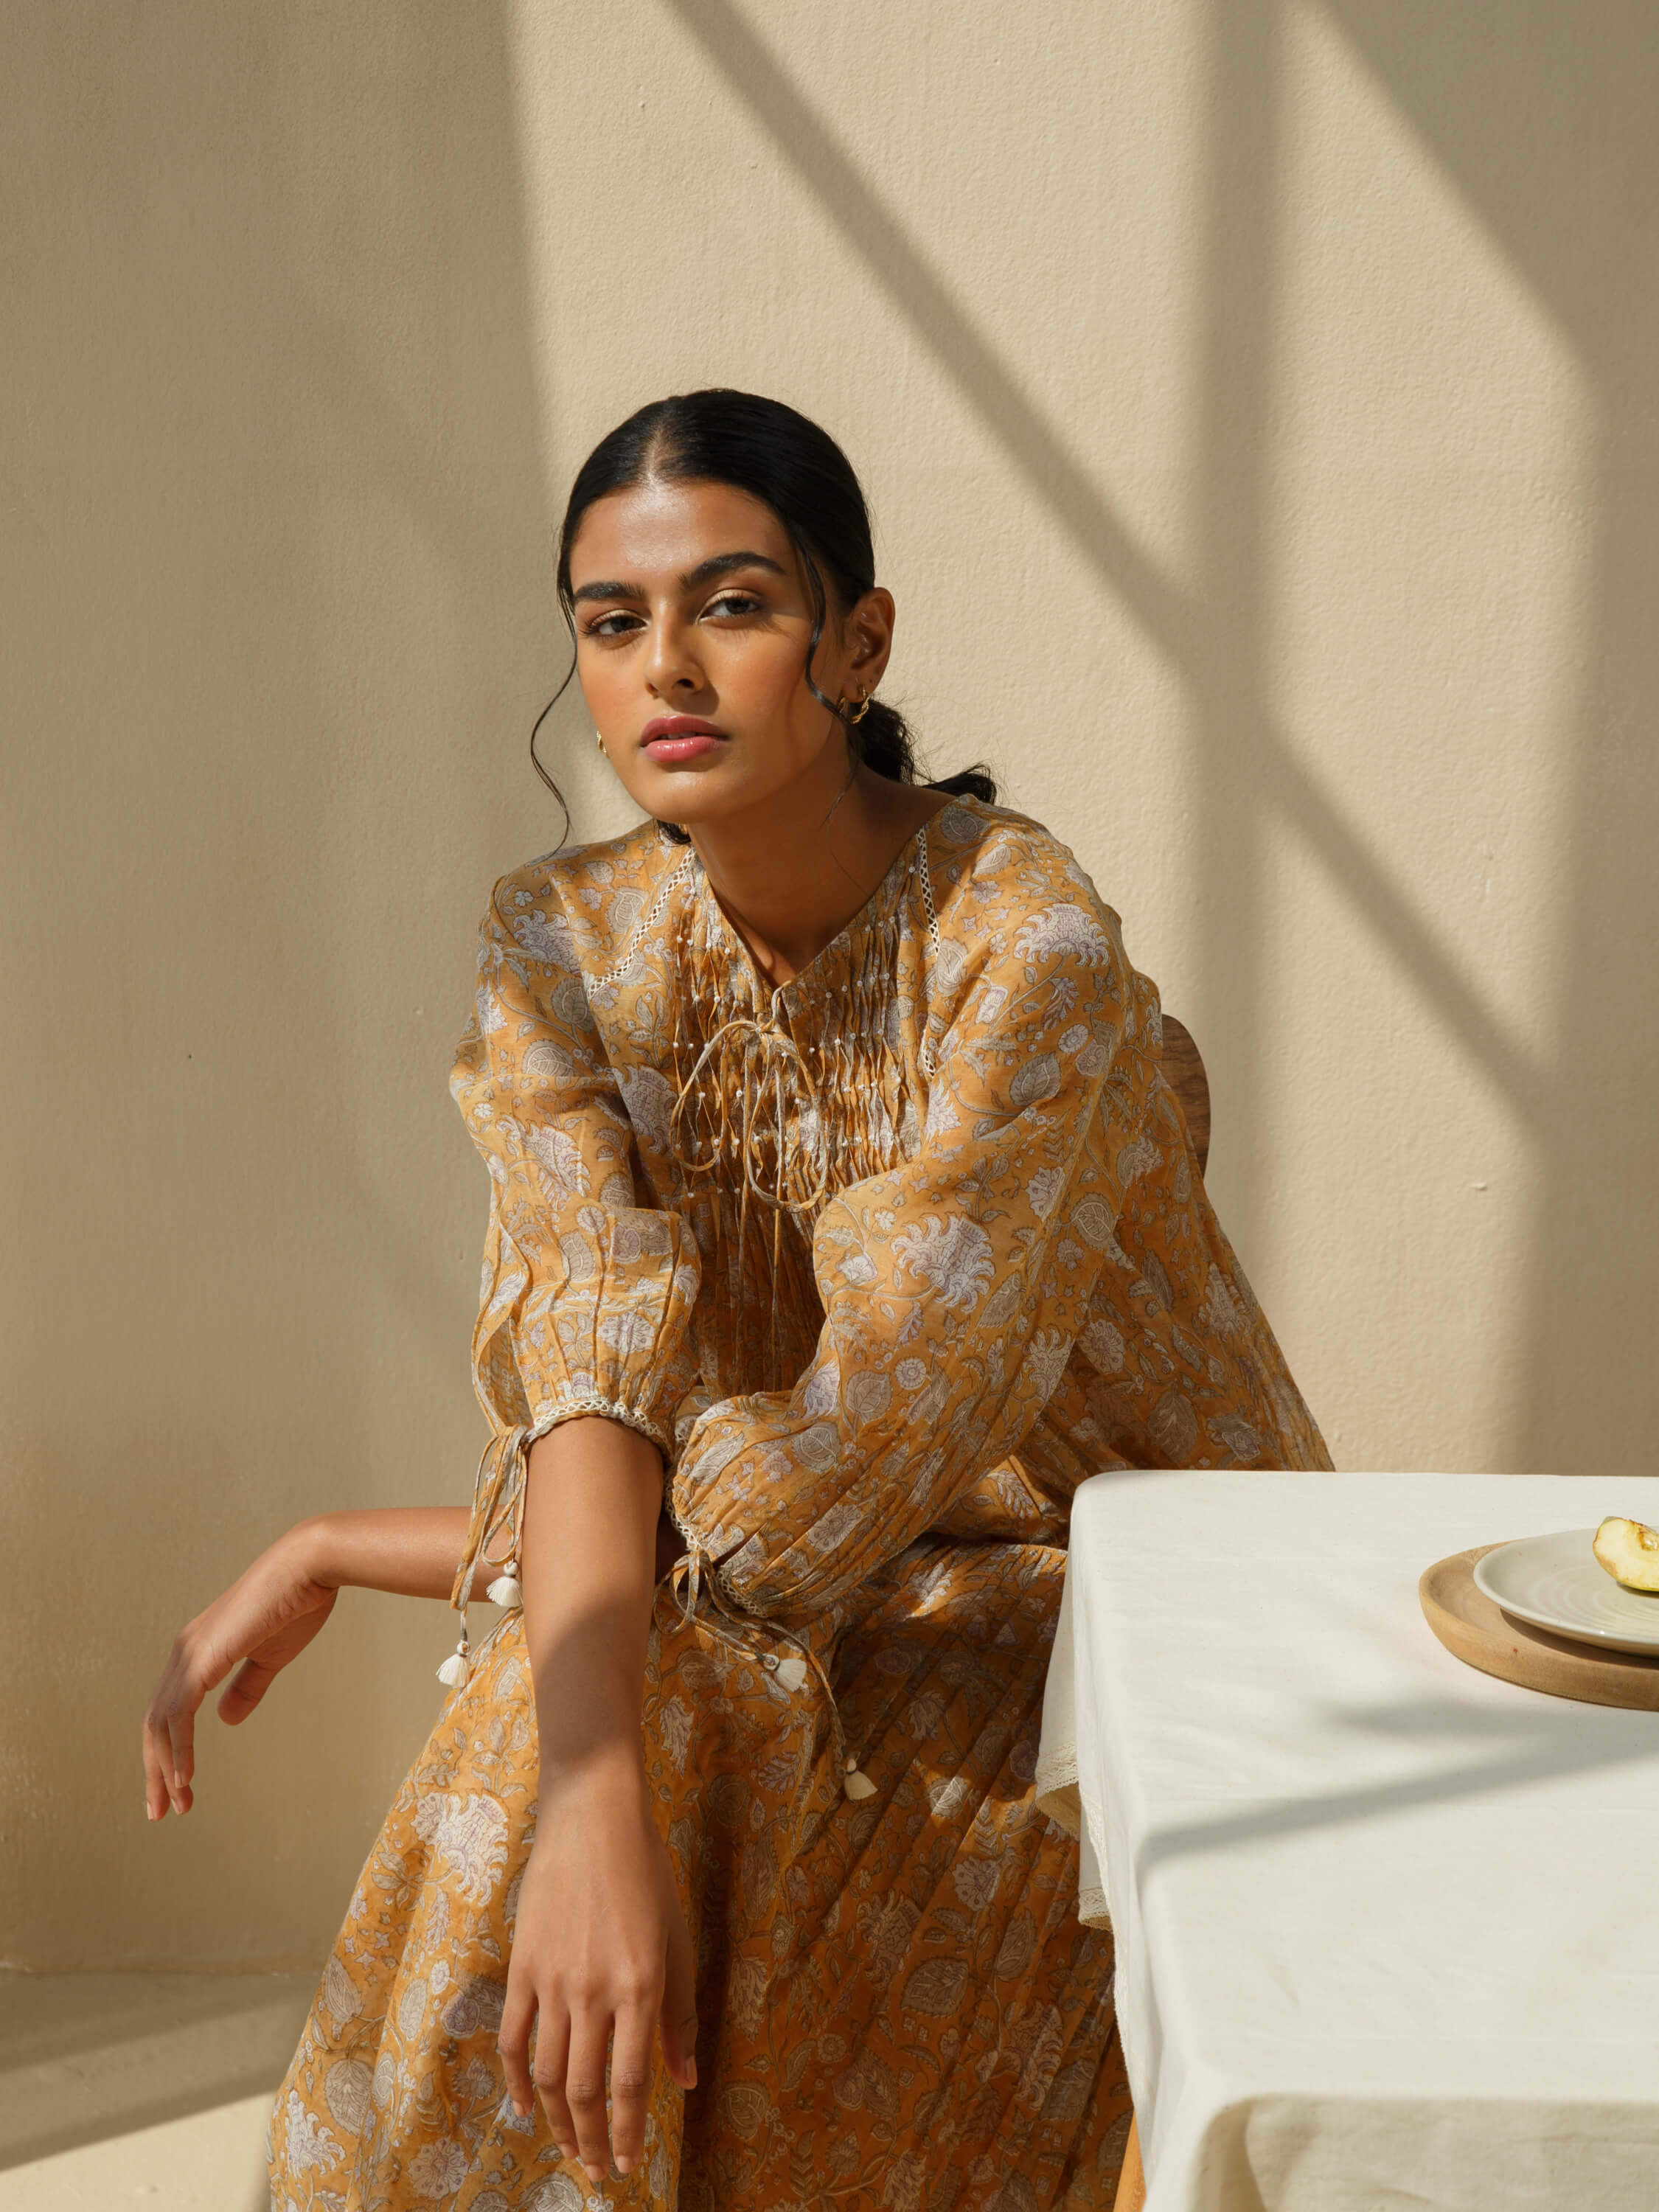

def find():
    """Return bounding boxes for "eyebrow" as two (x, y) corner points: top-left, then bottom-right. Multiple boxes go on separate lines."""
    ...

(569, 549), (787, 605)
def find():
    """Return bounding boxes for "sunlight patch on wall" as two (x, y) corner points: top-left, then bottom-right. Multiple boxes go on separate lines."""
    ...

(1252, 1), (1593, 1461)
(1269, 0), (1590, 1061)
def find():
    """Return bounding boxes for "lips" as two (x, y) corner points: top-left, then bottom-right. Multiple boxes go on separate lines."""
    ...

(640, 715), (727, 742)
(640, 714), (728, 765)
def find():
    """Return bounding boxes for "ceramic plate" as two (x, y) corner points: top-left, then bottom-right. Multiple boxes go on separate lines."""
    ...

(1473, 1529), (1659, 1655)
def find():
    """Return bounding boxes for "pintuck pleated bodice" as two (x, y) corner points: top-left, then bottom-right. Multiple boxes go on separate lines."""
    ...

(658, 835), (929, 1399)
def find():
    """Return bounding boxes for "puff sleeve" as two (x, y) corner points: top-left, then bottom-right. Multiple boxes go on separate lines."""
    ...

(450, 874), (701, 1454)
(672, 860), (1158, 1617)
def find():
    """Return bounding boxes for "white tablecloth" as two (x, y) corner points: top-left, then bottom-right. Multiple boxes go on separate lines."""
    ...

(1035, 1472), (1659, 2212)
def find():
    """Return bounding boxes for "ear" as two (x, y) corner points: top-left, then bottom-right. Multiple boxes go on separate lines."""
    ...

(844, 587), (895, 691)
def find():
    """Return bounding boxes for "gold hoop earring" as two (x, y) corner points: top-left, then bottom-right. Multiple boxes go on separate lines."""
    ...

(842, 690), (872, 725)
(595, 731), (605, 755)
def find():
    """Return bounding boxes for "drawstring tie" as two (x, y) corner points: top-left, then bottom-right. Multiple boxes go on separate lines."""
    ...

(671, 1543), (877, 1803)
(439, 1432), (877, 1805)
(669, 999), (829, 1216)
(669, 995), (828, 1394)
(663, 986), (873, 1798)
(438, 1422), (535, 1688)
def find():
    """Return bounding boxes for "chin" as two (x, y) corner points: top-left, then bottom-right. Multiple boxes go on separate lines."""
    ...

(635, 775), (756, 829)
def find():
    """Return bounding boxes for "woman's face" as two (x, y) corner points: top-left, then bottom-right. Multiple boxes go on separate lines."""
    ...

(566, 476), (893, 831)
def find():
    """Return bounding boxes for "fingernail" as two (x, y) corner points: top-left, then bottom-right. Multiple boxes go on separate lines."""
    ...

(616, 2157), (634, 2174)
(512, 2103), (529, 2119)
(687, 2058), (698, 2087)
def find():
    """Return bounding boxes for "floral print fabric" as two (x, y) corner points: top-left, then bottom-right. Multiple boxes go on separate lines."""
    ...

(271, 797), (1330, 2211)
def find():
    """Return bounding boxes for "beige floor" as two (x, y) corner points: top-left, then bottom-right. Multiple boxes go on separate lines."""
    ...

(0, 1971), (316, 2208)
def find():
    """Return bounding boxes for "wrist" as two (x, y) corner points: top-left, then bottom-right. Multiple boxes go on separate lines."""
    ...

(538, 1738), (649, 1811)
(283, 1514), (338, 1590)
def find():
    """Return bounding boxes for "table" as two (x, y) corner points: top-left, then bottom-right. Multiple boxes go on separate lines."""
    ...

(1034, 1472), (1659, 2212)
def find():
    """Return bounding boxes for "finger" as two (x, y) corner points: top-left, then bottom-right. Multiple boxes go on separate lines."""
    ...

(563, 2008), (613, 2182)
(141, 1713), (170, 1822)
(659, 1905), (700, 2091)
(218, 1657), (280, 1725)
(164, 1708), (196, 1814)
(147, 1705), (189, 1818)
(528, 2004), (577, 2164)
(496, 1978), (540, 2121)
(607, 2003), (655, 2176)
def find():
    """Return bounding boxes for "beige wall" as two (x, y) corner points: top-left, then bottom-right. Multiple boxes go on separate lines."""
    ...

(4, 1), (1654, 1970)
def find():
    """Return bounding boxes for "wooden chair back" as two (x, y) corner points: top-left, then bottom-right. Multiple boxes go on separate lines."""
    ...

(1113, 2115), (1147, 2211)
(1160, 1013), (1211, 1177)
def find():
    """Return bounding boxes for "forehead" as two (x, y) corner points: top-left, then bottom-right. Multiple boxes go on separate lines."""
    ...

(568, 478), (793, 583)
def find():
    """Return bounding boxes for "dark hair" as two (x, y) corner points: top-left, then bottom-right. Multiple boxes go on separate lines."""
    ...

(530, 388), (996, 843)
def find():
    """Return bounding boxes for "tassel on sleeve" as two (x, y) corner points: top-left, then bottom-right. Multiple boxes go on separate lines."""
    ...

(437, 1424), (535, 1689)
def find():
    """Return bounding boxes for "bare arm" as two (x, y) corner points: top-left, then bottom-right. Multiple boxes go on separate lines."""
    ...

(518, 1416), (661, 1785)
(497, 1417), (698, 2183)
(142, 1436), (696, 2182)
(139, 1504), (508, 1823)
(308, 1505), (475, 1595)
(142, 1487), (687, 1828)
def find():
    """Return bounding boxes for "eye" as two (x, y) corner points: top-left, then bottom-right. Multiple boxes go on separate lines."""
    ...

(703, 591), (765, 619)
(581, 610), (644, 640)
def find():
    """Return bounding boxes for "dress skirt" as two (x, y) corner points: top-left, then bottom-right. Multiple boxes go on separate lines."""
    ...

(269, 1534), (1130, 2209)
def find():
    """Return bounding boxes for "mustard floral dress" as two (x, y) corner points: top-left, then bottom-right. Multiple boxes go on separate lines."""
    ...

(269, 796), (1330, 2211)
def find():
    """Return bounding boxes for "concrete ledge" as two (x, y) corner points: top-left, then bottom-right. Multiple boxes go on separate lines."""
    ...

(0, 1972), (315, 2205)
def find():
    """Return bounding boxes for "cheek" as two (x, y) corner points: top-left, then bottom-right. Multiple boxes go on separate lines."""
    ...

(723, 636), (822, 736)
(578, 653), (637, 740)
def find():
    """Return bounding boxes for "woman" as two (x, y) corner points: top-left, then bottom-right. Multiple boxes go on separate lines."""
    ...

(145, 390), (1331, 2210)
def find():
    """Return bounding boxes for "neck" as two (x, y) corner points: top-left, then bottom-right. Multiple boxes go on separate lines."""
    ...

(686, 742), (945, 985)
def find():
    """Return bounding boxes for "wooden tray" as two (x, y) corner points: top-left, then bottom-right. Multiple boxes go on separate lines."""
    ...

(1422, 1545), (1659, 1710)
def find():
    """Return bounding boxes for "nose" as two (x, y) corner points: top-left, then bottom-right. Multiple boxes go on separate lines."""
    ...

(644, 614), (710, 703)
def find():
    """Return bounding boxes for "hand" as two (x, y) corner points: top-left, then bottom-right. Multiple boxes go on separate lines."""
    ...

(142, 1523), (338, 1821)
(498, 1758), (698, 2183)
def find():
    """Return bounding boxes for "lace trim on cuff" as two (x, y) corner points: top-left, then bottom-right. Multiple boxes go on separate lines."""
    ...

(533, 1391), (672, 1454)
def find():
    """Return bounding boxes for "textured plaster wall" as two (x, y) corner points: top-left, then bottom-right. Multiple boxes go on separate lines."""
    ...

(4, 1), (1655, 1968)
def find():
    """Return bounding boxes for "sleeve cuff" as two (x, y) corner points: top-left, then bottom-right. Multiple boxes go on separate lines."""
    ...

(530, 1388), (672, 1455)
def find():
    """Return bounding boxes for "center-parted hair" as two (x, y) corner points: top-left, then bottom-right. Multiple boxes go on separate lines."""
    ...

(533, 388), (996, 841)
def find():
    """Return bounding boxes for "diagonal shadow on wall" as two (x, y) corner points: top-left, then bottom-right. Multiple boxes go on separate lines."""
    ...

(669, 0), (1659, 1473)
(1323, 0), (1659, 1475)
(666, 0), (1555, 1178)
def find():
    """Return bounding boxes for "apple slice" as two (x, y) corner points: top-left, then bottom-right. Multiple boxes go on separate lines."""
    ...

(1592, 1516), (1659, 1593)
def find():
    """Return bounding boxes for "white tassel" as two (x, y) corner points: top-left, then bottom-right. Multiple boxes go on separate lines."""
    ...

(486, 1559), (523, 1609)
(437, 1635), (470, 1688)
(843, 1756), (877, 1801)
(773, 1655), (808, 1693)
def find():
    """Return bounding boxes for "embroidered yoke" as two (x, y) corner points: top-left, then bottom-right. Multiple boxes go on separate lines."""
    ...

(270, 796), (1332, 2211)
